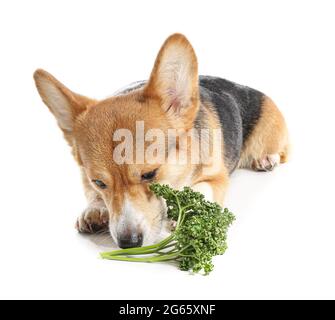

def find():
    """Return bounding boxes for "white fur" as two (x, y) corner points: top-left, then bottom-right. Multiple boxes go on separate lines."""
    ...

(159, 45), (193, 107)
(268, 154), (280, 165)
(111, 196), (150, 245)
(192, 182), (214, 202)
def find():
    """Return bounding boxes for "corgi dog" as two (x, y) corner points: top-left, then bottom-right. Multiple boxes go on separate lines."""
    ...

(34, 34), (289, 248)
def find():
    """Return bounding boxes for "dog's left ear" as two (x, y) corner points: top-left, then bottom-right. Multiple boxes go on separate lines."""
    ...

(144, 34), (199, 128)
(34, 69), (95, 144)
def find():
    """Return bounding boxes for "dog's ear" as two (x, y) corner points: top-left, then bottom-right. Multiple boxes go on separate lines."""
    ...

(34, 69), (95, 139)
(144, 34), (199, 128)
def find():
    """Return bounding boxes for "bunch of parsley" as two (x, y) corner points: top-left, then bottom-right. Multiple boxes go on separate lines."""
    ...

(101, 183), (235, 275)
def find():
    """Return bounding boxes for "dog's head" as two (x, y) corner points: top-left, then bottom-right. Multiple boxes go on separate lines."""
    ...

(34, 34), (200, 247)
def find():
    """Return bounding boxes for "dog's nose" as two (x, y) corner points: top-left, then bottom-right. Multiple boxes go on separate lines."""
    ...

(117, 233), (143, 249)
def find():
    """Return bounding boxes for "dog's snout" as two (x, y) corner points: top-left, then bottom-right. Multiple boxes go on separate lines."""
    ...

(117, 232), (143, 249)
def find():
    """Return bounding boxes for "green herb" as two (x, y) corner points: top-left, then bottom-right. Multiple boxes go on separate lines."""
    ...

(101, 183), (235, 275)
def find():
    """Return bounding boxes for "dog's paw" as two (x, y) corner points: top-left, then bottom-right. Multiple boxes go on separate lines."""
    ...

(76, 203), (109, 234)
(252, 154), (280, 172)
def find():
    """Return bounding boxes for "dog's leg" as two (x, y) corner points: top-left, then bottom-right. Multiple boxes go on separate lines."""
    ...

(76, 170), (109, 234)
(192, 182), (215, 202)
(192, 173), (229, 207)
(238, 96), (289, 171)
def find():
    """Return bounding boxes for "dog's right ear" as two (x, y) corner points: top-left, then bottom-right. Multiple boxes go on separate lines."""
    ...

(144, 34), (199, 129)
(33, 69), (94, 138)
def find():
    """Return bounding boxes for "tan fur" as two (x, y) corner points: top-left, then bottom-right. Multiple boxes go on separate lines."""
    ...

(238, 96), (290, 169)
(74, 91), (171, 223)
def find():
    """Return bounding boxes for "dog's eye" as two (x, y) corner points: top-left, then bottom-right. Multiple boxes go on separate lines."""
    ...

(92, 179), (107, 190)
(141, 169), (158, 181)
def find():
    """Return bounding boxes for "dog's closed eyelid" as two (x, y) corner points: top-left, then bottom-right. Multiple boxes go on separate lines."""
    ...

(141, 168), (159, 181)
(92, 179), (107, 189)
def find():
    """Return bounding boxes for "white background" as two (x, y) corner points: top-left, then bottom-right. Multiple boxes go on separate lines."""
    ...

(0, 0), (334, 300)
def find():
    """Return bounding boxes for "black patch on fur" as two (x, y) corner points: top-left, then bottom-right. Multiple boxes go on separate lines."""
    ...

(115, 81), (147, 95)
(194, 104), (207, 130)
(199, 76), (264, 172)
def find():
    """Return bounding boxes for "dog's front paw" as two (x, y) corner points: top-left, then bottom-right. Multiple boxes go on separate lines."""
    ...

(76, 203), (109, 234)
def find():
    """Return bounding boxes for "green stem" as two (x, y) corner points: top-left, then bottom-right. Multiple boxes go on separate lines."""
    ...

(101, 235), (175, 257)
(173, 191), (185, 230)
(104, 244), (178, 257)
(100, 252), (180, 263)
(156, 243), (177, 252)
(181, 204), (194, 212)
(158, 248), (179, 255)
(174, 203), (194, 231)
